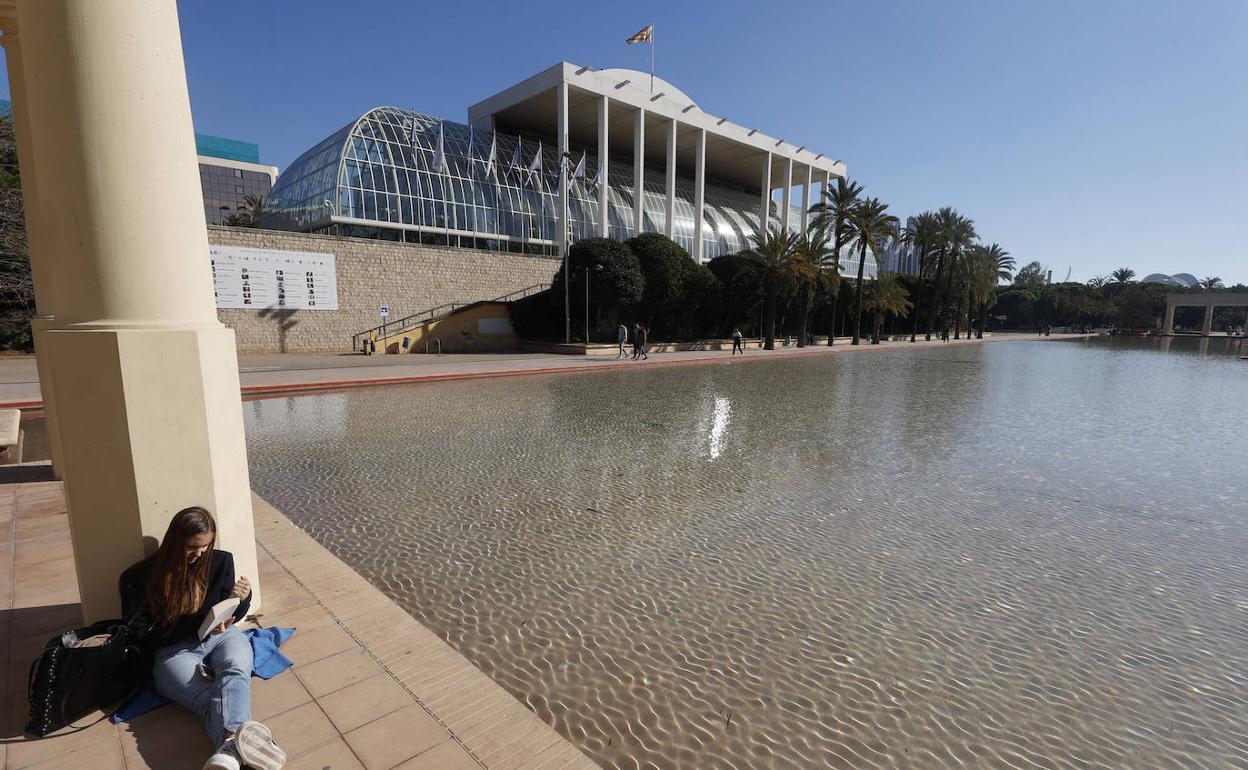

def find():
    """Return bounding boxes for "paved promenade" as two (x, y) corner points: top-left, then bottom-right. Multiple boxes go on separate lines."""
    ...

(1, 474), (599, 769)
(0, 334), (1084, 408)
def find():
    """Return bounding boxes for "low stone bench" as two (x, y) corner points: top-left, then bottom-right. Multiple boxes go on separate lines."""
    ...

(0, 407), (23, 464)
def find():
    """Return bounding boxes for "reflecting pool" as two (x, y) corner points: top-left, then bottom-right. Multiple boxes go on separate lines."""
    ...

(244, 337), (1248, 769)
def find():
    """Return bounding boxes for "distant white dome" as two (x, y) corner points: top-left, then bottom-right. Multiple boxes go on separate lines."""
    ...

(1141, 273), (1184, 286)
(1171, 273), (1199, 288)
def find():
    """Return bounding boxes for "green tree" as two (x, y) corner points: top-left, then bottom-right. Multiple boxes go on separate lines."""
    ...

(1199, 276), (1223, 290)
(846, 198), (899, 345)
(550, 238), (643, 341)
(793, 224), (836, 347)
(968, 243), (1014, 338)
(1111, 267), (1136, 283)
(934, 208), (977, 338)
(743, 221), (814, 350)
(809, 178), (862, 345)
(1013, 261), (1047, 287)
(708, 252), (764, 334)
(904, 212), (940, 342)
(865, 272), (913, 344)
(1087, 275), (1108, 289)
(0, 116), (33, 350)
(626, 232), (694, 334)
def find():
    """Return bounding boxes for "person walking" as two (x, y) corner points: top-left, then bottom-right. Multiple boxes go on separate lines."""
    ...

(617, 322), (629, 359)
(731, 328), (744, 355)
(631, 323), (642, 360)
(637, 323), (649, 360)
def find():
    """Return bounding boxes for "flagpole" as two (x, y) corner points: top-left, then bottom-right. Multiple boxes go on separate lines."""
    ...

(650, 22), (655, 94)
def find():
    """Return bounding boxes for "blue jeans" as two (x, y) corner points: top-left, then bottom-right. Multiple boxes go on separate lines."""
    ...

(153, 627), (253, 748)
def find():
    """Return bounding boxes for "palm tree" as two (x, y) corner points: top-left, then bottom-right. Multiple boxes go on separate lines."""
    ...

(1111, 267), (1135, 283)
(969, 243), (1014, 338)
(904, 212), (940, 342)
(1087, 275), (1108, 289)
(744, 221), (815, 350)
(809, 178), (862, 345)
(865, 272), (913, 344)
(1199, 276), (1223, 290)
(793, 224), (836, 347)
(845, 198), (899, 345)
(223, 194), (265, 227)
(935, 208), (977, 339)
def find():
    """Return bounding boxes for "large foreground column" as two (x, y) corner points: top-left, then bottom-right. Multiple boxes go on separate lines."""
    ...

(781, 157), (793, 233)
(598, 96), (609, 237)
(1162, 303), (1176, 335)
(0, 28), (67, 479)
(19, 0), (260, 622)
(759, 153), (772, 235)
(1201, 305), (1214, 336)
(801, 165), (812, 233)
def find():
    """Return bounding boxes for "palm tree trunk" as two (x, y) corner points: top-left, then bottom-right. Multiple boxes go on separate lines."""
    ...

(977, 297), (989, 339)
(910, 270), (925, 342)
(764, 274), (776, 350)
(954, 290), (966, 339)
(965, 293), (976, 340)
(826, 293), (838, 345)
(797, 283), (810, 347)
(925, 249), (946, 340)
(851, 242), (868, 345)
(872, 307), (882, 344)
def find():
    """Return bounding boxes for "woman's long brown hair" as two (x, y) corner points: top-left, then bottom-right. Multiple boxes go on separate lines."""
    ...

(142, 506), (217, 629)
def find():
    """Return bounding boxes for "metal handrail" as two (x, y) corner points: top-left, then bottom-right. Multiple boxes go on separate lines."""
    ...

(351, 282), (550, 351)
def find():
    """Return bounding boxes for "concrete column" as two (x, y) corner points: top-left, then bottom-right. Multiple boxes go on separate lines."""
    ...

(781, 157), (793, 233)
(633, 108), (645, 236)
(1201, 305), (1214, 336)
(759, 153), (772, 237)
(801, 165), (813, 233)
(597, 95), (609, 238)
(557, 82), (569, 255)
(693, 128), (706, 262)
(665, 119), (677, 238)
(823, 170), (833, 219)
(0, 28), (67, 479)
(19, 0), (260, 622)
(1162, 303), (1176, 335)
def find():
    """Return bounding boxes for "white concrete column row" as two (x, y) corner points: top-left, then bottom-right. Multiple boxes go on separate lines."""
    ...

(14, 0), (260, 621)
(1201, 306), (1214, 336)
(633, 109), (645, 236)
(801, 165), (813, 233)
(556, 82), (569, 255)
(781, 157), (793, 234)
(1162, 303), (1176, 335)
(759, 152), (772, 237)
(597, 95), (609, 238)
(693, 128), (706, 262)
(664, 119), (677, 238)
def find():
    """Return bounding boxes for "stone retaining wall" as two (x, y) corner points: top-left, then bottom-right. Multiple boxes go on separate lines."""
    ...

(209, 226), (560, 353)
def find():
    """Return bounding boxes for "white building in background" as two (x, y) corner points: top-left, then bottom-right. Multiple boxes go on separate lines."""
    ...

(266, 62), (849, 264)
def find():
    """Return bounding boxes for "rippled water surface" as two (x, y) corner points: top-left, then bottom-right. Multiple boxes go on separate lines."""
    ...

(244, 337), (1248, 769)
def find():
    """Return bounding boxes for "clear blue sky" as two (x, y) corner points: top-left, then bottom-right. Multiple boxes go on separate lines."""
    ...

(7, 0), (1247, 284)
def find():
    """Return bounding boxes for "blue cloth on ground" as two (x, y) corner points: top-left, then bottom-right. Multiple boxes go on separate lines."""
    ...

(111, 626), (296, 724)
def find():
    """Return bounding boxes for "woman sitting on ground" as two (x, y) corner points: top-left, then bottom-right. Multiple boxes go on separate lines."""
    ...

(120, 506), (286, 770)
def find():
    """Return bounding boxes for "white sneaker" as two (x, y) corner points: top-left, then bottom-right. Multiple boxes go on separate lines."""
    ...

(202, 741), (242, 770)
(234, 720), (288, 770)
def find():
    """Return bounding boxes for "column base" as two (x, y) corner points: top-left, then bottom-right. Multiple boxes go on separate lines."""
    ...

(41, 323), (260, 621)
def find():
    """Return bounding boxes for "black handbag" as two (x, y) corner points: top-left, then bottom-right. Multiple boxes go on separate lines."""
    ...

(25, 619), (140, 737)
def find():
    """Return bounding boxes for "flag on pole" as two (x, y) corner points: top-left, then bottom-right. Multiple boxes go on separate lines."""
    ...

(527, 140), (544, 186)
(626, 24), (653, 44)
(484, 134), (497, 180)
(430, 121), (449, 175)
(589, 162), (602, 192)
(572, 152), (587, 182)
(509, 137), (523, 180)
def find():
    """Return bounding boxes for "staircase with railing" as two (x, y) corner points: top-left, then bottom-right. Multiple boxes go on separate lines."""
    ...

(351, 283), (549, 352)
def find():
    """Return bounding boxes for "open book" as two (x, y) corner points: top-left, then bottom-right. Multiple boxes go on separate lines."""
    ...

(198, 597), (241, 640)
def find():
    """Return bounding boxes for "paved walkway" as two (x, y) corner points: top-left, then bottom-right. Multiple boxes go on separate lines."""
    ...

(1, 475), (599, 770)
(0, 334), (1086, 408)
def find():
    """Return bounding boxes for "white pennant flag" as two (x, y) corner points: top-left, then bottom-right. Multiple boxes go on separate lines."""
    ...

(510, 137), (523, 180)
(590, 161), (602, 191)
(466, 125), (475, 177)
(484, 134), (497, 180)
(573, 151), (587, 183)
(430, 121), (449, 175)
(527, 140), (544, 185)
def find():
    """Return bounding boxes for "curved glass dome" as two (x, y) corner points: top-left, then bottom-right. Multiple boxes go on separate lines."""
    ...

(265, 106), (786, 260)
